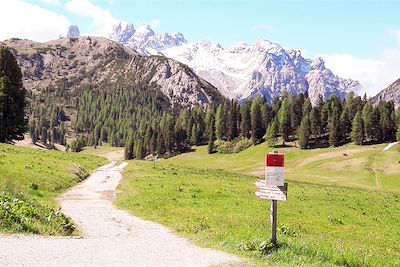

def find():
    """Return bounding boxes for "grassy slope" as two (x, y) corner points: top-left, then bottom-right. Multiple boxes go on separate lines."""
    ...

(117, 143), (400, 266)
(0, 143), (107, 234)
(165, 143), (400, 192)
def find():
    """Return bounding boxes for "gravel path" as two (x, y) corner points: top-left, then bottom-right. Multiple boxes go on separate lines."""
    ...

(0, 162), (242, 267)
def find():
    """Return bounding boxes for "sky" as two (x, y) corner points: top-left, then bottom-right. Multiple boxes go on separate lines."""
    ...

(1, 0), (400, 96)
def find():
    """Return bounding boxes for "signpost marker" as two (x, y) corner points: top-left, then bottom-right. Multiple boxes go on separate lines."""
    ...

(255, 150), (287, 246)
(271, 200), (277, 245)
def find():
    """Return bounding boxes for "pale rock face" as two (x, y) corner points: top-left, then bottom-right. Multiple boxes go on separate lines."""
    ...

(110, 21), (135, 43)
(5, 37), (221, 107)
(373, 78), (400, 108)
(66, 25), (80, 38)
(110, 22), (362, 105)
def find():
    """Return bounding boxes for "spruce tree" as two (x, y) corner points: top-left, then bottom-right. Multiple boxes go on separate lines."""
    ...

(351, 111), (364, 145)
(0, 46), (26, 142)
(298, 114), (311, 149)
(240, 104), (251, 139)
(215, 104), (225, 140)
(250, 98), (262, 145)
(328, 108), (340, 147)
(266, 117), (279, 147)
(190, 123), (199, 145)
(279, 98), (291, 144)
(207, 117), (215, 154)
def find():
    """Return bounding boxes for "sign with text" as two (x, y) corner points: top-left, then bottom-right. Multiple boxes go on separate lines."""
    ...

(255, 180), (288, 201)
(265, 153), (285, 186)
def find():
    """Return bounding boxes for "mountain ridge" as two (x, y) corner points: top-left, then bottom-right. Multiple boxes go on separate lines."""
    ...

(109, 22), (362, 105)
(3, 36), (223, 107)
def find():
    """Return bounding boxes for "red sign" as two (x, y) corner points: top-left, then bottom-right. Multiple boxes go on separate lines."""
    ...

(266, 153), (285, 167)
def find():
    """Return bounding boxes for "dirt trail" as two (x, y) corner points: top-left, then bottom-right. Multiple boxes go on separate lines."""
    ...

(0, 162), (242, 267)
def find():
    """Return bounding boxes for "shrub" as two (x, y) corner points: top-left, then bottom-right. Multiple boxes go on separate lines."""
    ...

(216, 138), (253, 154)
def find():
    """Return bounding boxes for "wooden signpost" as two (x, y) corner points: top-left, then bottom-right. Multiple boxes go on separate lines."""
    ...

(255, 151), (288, 246)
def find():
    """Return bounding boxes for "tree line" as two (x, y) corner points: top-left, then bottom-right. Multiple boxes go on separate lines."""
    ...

(28, 79), (400, 160)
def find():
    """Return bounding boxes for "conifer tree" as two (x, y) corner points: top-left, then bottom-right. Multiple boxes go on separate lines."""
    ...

(215, 104), (225, 140)
(190, 123), (199, 145)
(328, 108), (340, 147)
(207, 117), (215, 154)
(240, 104), (251, 139)
(266, 117), (279, 147)
(279, 98), (291, 144)
(351, 111), (364, 145)
(250, 98), (262, 145)
(298, 113), (311, 149)
(0, 46), (26, 142)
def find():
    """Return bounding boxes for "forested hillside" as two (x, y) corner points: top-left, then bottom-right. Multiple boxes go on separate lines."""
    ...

(28, 79), (399, 159)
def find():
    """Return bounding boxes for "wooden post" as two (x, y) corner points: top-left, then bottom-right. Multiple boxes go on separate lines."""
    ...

(271, 200), (278, 246)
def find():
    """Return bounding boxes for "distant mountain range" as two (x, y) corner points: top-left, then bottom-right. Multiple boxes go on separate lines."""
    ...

(109, 22), (362, 105)
(3, 37), (222, 107)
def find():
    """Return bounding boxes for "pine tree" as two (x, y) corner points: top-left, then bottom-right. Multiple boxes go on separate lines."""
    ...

(266, 117), (279, 147)
(328, 107), (340, 147)
(207, 117), (215, 154)
(240, 104), (251, 139)
(371, 107), (382, 142)
(309, 107), (321, 139)
(190, 123), (199, 145)
(215, 104), (225, 140)
(351, 111), (364, 145)
(298, 114), (311, 149)
(362, 101), (374, 142)
(250, 98), (262, 145)
(279, 98), (291, 144)
(0, 46), (26, 142)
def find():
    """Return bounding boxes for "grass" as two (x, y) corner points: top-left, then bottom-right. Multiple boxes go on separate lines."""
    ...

(165, 142), (400, 192)
(0, 143), (107, 235)
(117, 143), (400, 266)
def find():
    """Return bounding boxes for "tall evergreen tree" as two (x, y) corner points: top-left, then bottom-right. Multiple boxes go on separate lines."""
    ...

(240, 104), (251, 139)
(279, 98), (291, 144)
(328, 107), (340, 147)
(215, 104), (225, 140)
(351, 111), (364, 145)
(266, 117), (279, 147)
(298, 113), (311, 149)
(250, 98), (263, 145)
(0, 46), (26, 142)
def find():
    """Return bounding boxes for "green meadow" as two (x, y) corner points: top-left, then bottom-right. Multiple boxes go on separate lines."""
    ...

(117, 143), (400, 266)
(0, 144), (107, 235)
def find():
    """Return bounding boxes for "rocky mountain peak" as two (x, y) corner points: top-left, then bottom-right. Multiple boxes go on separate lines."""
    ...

(134, 24), (155, 38)
(110, 21), (135, 43)
(66, 25), (80, 38)
(109, 21), (361, 105)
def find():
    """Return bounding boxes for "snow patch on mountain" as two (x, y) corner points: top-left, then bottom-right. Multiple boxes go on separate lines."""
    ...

(109, 22), (362, 105)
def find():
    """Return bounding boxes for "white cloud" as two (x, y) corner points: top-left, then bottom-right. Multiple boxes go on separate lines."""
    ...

(317, 28), (400, 97)
(0, 0), (69, 42)
(65, 0), (118, 36)
(251, 24), (276, 33)
(321, 50), (400, 97)
(39, 0), (61, 5)
(150, 19), (160, 29)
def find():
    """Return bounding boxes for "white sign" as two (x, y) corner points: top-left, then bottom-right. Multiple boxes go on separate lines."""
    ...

(265, 166), (284, 186)
(255, 180), (287, 201)
(255, 191), (287, 201)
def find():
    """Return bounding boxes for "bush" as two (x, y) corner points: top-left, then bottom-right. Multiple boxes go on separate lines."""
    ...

(0, 192), (75, 235)
(216, 138), (252, 154)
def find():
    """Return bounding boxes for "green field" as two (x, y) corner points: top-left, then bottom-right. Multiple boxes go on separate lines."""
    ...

(0, 144), (107, 235)
(117, 143), (400, 266)
(166, 143), (400, 192)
